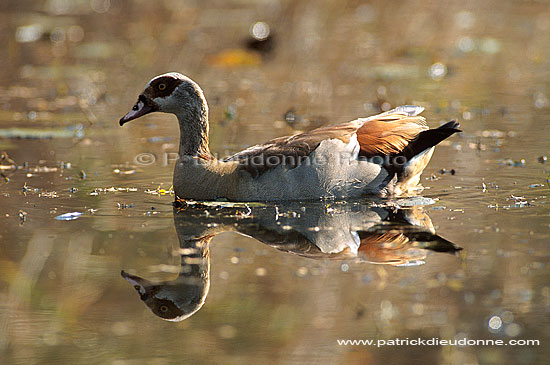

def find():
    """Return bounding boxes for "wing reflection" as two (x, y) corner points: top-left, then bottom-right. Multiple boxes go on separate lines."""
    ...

(122, 202), (461, 321)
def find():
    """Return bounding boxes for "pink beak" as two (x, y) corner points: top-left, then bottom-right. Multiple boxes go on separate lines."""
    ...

(119, 96), (156, 126)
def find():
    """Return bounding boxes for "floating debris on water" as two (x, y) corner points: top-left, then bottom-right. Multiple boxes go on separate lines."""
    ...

(18, 210), (27, 224)
(439, 168), (456, 175)
(117, 203), (136, 209)
(1, 152), (17, 171)
(113, 168), (136, 175)
(0, 164), (17, 172)
(39, 191), (59, 198)
(500, 158), (526, 167)
(22, 183), (38, 193)
(55, 212), (82, 221)
(146, 186), (174, 196)
(90, 187), (139, 195)
(26, 166), (58, 173)
(79, 170), (86, 179)
(529, 184), (544, 188)
(503, 195), (534, 209)
(538, 155), (547, 164)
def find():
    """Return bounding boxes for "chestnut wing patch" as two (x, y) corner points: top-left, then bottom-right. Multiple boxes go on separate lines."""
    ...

(356, 114), (428, 157)
(225, 123), (360, 177)
(225, 106), (433, 178)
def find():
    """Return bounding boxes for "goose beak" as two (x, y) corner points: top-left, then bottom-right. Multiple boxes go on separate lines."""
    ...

(119, 95), (157, 126)
(121, 270), (152, 299)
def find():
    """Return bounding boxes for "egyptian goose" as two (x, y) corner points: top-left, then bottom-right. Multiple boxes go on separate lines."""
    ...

(119, 73), (460, 201)
(122, 204), (460, 321)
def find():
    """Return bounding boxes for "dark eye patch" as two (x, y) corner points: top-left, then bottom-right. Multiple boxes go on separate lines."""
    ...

(145, 76), (182, 98)
(151, 299), (183, 319)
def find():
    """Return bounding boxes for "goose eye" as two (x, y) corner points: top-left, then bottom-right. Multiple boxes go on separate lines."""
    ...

(134, 285), (140, 290)
(158, 83), (166, 91)
(159, 305), (168, 312)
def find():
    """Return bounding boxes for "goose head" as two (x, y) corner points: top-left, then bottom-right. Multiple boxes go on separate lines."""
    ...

(121, 268), (210, 322)
(119, 72), (208, 125)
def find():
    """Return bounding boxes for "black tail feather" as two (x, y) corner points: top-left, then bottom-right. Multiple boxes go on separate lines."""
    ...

(383, 121), (461, 174)
(400, 120), (461, 161)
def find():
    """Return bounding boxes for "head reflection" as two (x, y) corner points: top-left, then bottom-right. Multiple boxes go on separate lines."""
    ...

(121, 215), (212, 321)
(122, 202), (461, 321)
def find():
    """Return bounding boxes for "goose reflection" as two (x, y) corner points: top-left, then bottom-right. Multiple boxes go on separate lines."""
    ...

(121, 231), (211, 322)
(122, 201), (461, 321)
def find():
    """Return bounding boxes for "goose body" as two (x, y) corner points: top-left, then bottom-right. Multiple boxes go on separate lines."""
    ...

(120, 73), (460, 201)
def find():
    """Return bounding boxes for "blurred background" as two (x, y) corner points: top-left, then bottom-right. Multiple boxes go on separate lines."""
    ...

(1, 0), (549, 364)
